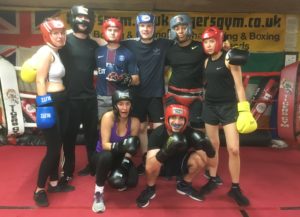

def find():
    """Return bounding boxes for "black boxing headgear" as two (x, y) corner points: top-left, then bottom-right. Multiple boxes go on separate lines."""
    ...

(112, 90), (133, 116)
(69, 5), (95, 34)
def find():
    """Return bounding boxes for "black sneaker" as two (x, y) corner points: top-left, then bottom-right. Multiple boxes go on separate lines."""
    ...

(176, 180), (204, 201)
(204, 170), (223, 185)
(228, 187), (250, 206)
(137, 163), (145, 175)
(136, 186), (156, 208)
(78, 165), (91, 176)
(199, 179), (218, 195)
(47, 181), (75, 193)
(34, 190), (49, 207)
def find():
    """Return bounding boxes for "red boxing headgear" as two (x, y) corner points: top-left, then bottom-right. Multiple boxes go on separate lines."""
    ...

(40, 18), (65, 48)
(102, 18), (123, 43)
(165, 104), (189, 133)
(202, 26), (224, 54)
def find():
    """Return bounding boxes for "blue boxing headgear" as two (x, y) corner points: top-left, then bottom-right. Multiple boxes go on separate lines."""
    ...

(69, 5), (95, 34)
(136, 12), (156, 37)
(169, 14), (193, 41)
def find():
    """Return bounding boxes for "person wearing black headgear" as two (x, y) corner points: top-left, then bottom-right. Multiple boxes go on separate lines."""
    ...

(59, 5), (99, 183)
(91, 90), (140, 213)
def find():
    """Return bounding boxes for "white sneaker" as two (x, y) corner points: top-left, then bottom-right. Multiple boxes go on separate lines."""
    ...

(271, 139), (288, 149)
(92, 192), (106, 213)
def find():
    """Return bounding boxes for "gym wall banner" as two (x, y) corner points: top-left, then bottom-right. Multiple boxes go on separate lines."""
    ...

(0, 10), (286, 52)
(88, 11), (286, 52)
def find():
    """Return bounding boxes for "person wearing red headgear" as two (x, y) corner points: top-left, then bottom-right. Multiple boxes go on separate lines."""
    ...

(33, 17), (75, 207)
(136, 103), (216, 208)
(95, 18), (139, 120)
(200, 26), (257, 206)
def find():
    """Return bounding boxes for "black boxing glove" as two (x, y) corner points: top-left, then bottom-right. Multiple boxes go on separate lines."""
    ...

(111, 136), (140, 156)
(108, 157), (133, 190)
(118, 73), (132, 86)
(156, 133), (188, 163)
(188, 130), (215, 158)
(226, 48), (249, 65)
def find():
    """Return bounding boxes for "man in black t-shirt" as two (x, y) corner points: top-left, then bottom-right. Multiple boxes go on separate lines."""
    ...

(136, 104), (216, 208)
(165, 14), (207, 130)
(59, 5), (99, 181)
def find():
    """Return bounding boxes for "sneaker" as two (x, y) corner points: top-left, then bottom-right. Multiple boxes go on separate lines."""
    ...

(34, 190), (49, 207)
(137, 163), (145, 175)
(136, 186), (156, 208)
(228, 187), (250, 206)
(78, 165), (91, 176)
(176, 180), (204, 201)
(47, 177), (75, 193)
(47, 181), (75, 193)
(204, 170), (223, 185)
(199, 179), (218, 195)
(92, 192), (106, 213)
(117, 186), (128, 192)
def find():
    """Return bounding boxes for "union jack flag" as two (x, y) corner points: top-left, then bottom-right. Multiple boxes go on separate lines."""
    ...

(0, 10), (60, 64)
(0, 10), (60, 47)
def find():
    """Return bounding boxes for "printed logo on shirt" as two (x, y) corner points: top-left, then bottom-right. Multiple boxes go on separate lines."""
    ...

(216, 66), (224, 70)
(118, 55), (125, 62)
(97, 55), (104, 59)
(191, 46), (198, 50)
(153, 48), (161, 55)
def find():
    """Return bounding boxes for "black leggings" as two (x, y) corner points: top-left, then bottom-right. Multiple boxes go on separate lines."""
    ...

(92, 151), (124, 186)
(36, 91), (66, 188)
(62, 98), (98, 177)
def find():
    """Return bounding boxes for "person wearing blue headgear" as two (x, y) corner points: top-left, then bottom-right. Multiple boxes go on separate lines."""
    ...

(120, 12), (174, 175)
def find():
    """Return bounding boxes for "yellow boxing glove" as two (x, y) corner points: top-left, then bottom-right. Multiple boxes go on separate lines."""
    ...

(236, 101), (257, 134)
(20, 58), (37, 83)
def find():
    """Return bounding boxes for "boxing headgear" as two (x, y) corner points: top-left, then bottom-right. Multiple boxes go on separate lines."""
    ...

(112, 90), (133, 116)
(40, 18), (66, 48)
(201, 26), (224, 55)
(165, 104), (189, 133)
(169, 14), (193, 41)
(69, 5), (95, 34)
(102, 18), (123, 43)
(136, 12), (155, 37)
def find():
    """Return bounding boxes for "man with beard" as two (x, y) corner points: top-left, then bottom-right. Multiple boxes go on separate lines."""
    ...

(59, 5), (99, 182)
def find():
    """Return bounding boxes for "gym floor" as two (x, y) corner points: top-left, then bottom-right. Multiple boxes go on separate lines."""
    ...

(0, 145), (299, 217)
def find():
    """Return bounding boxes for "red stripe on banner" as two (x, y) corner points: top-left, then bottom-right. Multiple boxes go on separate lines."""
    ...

(243, 72), (281, 77)
(0, 12), (43, 46)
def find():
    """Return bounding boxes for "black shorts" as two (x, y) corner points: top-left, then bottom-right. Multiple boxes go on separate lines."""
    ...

(202, 101), (237, 126)
(189, 99), (204, 128)
(160, 151), (193, 177)
(132, 96), (164, 123)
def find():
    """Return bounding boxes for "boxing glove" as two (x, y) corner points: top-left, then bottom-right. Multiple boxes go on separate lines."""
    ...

(236, 101), (257, 134)
(108, 157), (134, 190)
(111, 136), (140, 156)
(36, 94), (56, 129)
(20, 59), (37, 83)
(226, 48), (249, 66)
(118, 73), (132, 86)
(188, 130), (215, 158)
(156, 133), (188, 163)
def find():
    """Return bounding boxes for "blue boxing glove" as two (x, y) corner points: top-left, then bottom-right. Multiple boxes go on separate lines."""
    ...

(36, 94), (56, 129)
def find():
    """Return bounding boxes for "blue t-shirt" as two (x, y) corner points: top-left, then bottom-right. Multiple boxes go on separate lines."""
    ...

(95, 45), (138, 96)
(121, 38), (172, 97)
